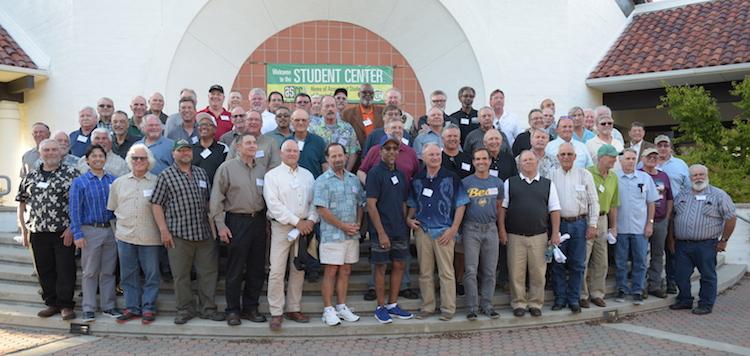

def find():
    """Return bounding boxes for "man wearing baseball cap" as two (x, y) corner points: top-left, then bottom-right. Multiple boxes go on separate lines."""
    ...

(639, 147), (673, 298)
(197, 84), (233, 140)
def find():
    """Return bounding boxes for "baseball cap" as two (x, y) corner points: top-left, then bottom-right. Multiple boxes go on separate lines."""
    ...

(196, 112), (216, 126)
(641, 147), (659, 157)
(654, 134), (671, 145)
(382, 136), (400, 147)
(173, 139), (192, 151)
(597, 144), (620, 157)
(209, 84), (224, 94)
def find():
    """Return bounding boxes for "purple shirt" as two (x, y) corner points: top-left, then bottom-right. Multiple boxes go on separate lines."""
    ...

(359, 143), (420, 187)
(640, 168), (673, 221)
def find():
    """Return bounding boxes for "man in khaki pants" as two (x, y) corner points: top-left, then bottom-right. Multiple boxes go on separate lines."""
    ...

(499, 150), (561, 317)
(263, 140), (318, 331)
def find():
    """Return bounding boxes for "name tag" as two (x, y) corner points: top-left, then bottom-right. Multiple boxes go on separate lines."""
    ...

(401, 137), (409, 145)
(143, 189), (153, 197)
(696, 195), (707, 201)
(575, 184), (586, 192)
(77, 135), (88, 143)
(297, 140), (305, 151)
(422, 188), (433, 197)
(598, 184), (605, 193)
(256, 178), (264, 187)
(256, 150), (265, 158)
(461, 162), (471, 171)
(220, 115), (230, 121)
(198, 180), (207, 188)
(488, 187), (499, 195)
(200, 148), (211, 159)
(191, 136), (199, 144)
(363, 119), (373, 126)
(351, 186), (358, 194)
(460, 118), (469, 125)
(36, 181), (49, 189)
(338, 138), (348, 146)
(391, 176), (399, 185)
(287, 228), (300, 241)
(489, 169), (499, 177)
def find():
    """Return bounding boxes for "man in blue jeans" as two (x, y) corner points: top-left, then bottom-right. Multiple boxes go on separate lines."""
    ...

(615, 148), (657, 305)
(550, 143), (599, 313)
(667, 164), (736, 315)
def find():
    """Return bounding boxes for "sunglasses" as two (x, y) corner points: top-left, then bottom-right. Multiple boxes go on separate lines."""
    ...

(232, 114), (246, 118)
(131, 156), (148, 161)
(599, 122), (614, 126)
(559, 152), (575, 157)
(98, 104), (113, 108)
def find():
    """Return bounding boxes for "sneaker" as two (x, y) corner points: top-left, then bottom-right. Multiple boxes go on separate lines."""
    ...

(102, 308), (122, 318)
(484, 308), (500, 320)
(336, 305), (360, 322)
(116, 309), (141, 324)
(363, 289), (376, 301)
(386, 304), (414, 320)
(467, 311), (478, 321)
(322, 308), (341, 326)
(633, 294), (644, 305)
(615, 290), (626, 302)
(80, 311), (96, 322)
(141, 311), (155, 325)
(374, 306), (392, 324)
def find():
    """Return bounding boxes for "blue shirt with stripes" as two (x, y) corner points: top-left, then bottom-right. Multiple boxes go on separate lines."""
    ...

(69, 171), (116, 240)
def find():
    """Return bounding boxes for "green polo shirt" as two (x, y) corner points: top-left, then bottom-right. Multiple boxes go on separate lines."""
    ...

(588, 166), (619, 214)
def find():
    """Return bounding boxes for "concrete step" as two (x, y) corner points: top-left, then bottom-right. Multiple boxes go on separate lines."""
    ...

(0, 263), (743, 338)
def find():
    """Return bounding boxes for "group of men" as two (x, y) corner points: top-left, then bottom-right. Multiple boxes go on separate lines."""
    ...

(16, 83), (737, 332)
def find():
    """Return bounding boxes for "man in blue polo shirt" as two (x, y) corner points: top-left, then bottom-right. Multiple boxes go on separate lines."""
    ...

(286, 109), (326, 178)
(407, 143), (469, 321)
(365, 137), (413, 324)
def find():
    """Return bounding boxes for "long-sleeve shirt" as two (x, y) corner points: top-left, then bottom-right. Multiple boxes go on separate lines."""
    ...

(263, 162), (318, 226)
(550, 167), (600, 227)
(210, 158), (267, 230)
(69, 171), (116, 240)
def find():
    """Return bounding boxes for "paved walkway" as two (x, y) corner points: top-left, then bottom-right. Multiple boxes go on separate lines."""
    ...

(3, 276), (749, 356)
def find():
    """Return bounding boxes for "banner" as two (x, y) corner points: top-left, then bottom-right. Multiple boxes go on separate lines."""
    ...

(266, 64), (393, 104)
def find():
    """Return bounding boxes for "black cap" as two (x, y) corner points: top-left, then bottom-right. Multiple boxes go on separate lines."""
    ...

(209, 84), (224, 94)
(334, 88), (348, 97)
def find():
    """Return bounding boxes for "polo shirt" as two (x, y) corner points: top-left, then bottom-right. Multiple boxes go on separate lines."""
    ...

(587, 166), (619, 214)
(489, 150), (518, 181)
(166, 123), (199, 144)
(285, 132), (327, 178)
(197, 106), (233, 140)
(69, 128), (92, 157)
(412, 130), (443, 160)
(127, 117), (144, 138)
(135, 136), (174, 175)
(616, 169), (658, 234)
(408, 167), (469, 239)
(359, 143), (420, 187)
(673, 185), (736, 241)
(365, 160), (408, 239)
(546, 137), (594, 168)
(192, 140), (229, 184)
(441, 150), (474, 179)
(362, 127), (411, 156)
(111, 134), (139, 159)
(448, 108), (479, 144)
(313, 169), (365, 243)
(657, 155), (690, 199)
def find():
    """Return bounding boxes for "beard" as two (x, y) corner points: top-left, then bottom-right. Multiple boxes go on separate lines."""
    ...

(692, 178), (709, 191)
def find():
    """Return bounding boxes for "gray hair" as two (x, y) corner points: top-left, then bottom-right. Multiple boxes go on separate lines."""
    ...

(594, 105), (613, 121)
(139, 114), (162, 132)
(249, 87), (266, 97)
(442, 122), (461, 135)
(38, 138), (59, 150)
(79, 106), (96, 116)
(421, 142), (441, 155)
(621, 147), (638, 156)
(91, 127), (111, 140)
(126, 143), (155, 171)
(689, 164), (709, 175)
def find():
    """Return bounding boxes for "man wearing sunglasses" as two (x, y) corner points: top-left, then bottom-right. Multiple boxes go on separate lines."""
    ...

(96, 97), (115, 131)
(586, 112), (624, 165)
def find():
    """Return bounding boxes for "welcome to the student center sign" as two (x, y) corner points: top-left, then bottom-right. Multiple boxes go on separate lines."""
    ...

(266, 64), (393, 104)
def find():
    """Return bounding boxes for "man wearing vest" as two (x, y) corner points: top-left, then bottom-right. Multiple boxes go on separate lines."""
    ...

(500, 150), (561, 317)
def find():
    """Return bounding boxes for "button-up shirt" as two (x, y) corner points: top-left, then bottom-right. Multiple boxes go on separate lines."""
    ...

(136, 136), (174, 175)
(228, 134), (281, 172)
(263, 162), (318, 226)
(587, 135), (624, 163)
(546, 137), (594, 168)
(112, 134), (140, 159)
(20, 147), (39, 178)
(16, 164), (79, 233)
(309, 119), (361, 155)
(616, 169), (658, 234)
(493, 111), (524, 148)
(573, 128), (596, 143)
(107, 172), (161, 246)
(210, 158), (267, 230)
(408, 168), (469, 239)
(261, 110), (277, 135)
(412, 130), (443, 160)
(77, 152), (130, 177)
(69, 171), (116, 240)
(588, 166), (619, 214)
(151, 164), (212, 241)
(551, 167), (599, 226)
(673, 185), (736, 241)
(657, 155), (690, 199)
(313, 168), (364, 243)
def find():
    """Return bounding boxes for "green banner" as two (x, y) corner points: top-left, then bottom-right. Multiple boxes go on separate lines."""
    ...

(266, 64), (393, 104)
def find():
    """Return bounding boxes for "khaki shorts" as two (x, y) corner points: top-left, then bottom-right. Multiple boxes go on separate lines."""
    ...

(320, 239), (360, 265)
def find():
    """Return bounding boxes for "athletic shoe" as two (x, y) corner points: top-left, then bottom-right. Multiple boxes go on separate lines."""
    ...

(386, 304), (414, 319)
(374, 306), (392, 324)
(80, 311), (96, 322)
(632, 294), (644, 305)
(322, 308), (341, 326)
(141, 311), (155, 325)
(615, 290), (626, 303)
(116, 309), (141, 324)
(102, 308), (122, 318)
(336, 305), (360, 322)
(467, 311), (478, 321)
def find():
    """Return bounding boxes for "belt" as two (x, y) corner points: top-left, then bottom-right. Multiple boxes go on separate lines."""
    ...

(509, 232), (545, 237)
(561, 214), (587, 222)
(228, 211), (262, 218)
(89, 222), (111, 228)
(599, 211), (607, 216)
(677, 239), (715, 243)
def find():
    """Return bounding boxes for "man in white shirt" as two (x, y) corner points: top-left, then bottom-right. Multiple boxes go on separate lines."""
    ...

(490, 89), (524, 148)
(546, 117), (594, 169)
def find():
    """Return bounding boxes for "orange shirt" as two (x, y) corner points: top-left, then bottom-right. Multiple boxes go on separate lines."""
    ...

(360, 105), (375, 136)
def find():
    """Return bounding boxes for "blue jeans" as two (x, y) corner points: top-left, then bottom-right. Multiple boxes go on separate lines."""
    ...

(552, 219), (587, 306)
(117, 240), (161, 314)
(615, 233), (648, 295)
(675, 239), (718, 308)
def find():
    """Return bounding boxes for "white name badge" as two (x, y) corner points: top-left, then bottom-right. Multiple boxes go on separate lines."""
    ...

(461, 162), (471, 171)
(460, 118), (470, 125)
(256, 178), (264, 187)
(220, 115), (230, 121)
(143, 189), (153, 197)
(488, 187), (499, 195)
(36, 181), (49, 189)
(198, 180), (207, 188)
(489, 169), (499, 177)
(363, 119), (373, 127)
(351, 186), (358, 194)
(422, 188), (433, 197)
(696, 195), (707, 201)
(391, 176), (399, 185)
(401, 137), (409, 145)
(575, 184), (586, 192)
(191, 136), (199, 144)
(297, 140), (305, 151)
(287, 228), (300, 241)
(77, 135), (88, 143)
(200, 148), (211, 159)
(255, 150), (265, 158)
(598, 184), (605, 193)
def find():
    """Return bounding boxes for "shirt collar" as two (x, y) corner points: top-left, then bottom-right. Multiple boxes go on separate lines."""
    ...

(281, 161), (298, 174)
(519, 172), (540, 183)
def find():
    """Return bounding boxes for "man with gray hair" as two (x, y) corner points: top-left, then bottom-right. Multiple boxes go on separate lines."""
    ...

(77, 128), (129, 177)
(111, 110), (140, 159)
(20, 122), (50, 178)
(385, 88), (414, 133)
(248, 87), (277, 134)
(667, 164), (737, 315)
(593, 105), (624, 144)
(464, 106), (510, 156)
(96, 97), (115, 130)
(135, 115), (174, 175)
(413, 107), (445, 160)
(70, 106), (98, 157)
(34, 131), (80, 170)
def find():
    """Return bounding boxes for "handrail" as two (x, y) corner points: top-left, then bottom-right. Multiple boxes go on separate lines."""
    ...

(0, 175), (10, 197)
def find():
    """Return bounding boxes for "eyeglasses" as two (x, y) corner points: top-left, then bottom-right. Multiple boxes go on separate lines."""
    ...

(559, 152), (575, 157)
(360, 91), (374, 95)
(98, 104), (113, 108)
(232, 114), (246, 118)
(599, 122), (614, 126)
(131, 156), (148, 161)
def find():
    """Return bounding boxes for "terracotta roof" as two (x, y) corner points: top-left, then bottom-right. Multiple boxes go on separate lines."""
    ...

(0, 24), (37, 69)
(589, 0), (750, 79)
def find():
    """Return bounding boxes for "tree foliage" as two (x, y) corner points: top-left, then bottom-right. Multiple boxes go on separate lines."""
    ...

(658, 77), (750, 202)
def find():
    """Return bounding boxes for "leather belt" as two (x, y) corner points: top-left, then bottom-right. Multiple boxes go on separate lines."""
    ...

(228, 211), (262, 218)
(89, 222), (111, 228)
(599, 211), (607, 216)
(561, 214), (587, 222)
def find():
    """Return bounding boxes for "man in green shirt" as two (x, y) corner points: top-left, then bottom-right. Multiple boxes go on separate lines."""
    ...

(581, 144), (619, 308)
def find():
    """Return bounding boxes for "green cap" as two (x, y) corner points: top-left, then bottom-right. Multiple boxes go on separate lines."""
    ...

(597, 144), (620, 157)
(173, 139), (192, 151)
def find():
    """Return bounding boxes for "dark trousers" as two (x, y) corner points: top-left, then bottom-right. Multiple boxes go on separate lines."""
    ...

(552, 219), (587, 306)
(675, 239), (718, 308)
(224, 213), (268, 314)
(30, 231), (76, 309)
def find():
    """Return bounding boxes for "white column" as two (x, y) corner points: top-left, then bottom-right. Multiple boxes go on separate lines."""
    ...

(0, 100), (22, 206)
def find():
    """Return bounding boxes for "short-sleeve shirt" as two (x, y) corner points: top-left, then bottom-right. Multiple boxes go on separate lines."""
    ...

(616, 169), (658, 234)
(365, 160), (408, 239)
(640, 168), (673, 221)
(150, 164), (212, 241)
(442, 150), (474, 179)
(313, 169), (364, 243)
(359, 143), (420, 187)
(448, 108), (479, 144)
(107, 172), (161, 246)
(309, 119), (361, 155)
(412, 130), (443, 160)
(462, 174), (503, 224)
(285, 133), (327, 178)
(16, 164), (79, 233)
(546, 137), (594, 169)
(192, 140), (228, 184)
(658, 156), (690, 199)
(588, 166), (619, 214)
(135, 136), (174, 175)
(673, 185), (736, 241)
(408, 168), (470, 238)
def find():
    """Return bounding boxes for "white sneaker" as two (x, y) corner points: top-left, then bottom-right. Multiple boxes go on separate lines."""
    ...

(322, 308), (341, 326)
(336, 305), (360, 322)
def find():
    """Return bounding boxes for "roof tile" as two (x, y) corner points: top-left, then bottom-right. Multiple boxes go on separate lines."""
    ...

(0, 24), (37, 70)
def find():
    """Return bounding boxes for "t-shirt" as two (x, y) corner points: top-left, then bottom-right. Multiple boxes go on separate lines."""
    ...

(640, 168), (673, 221)
(462, 174), (503, 224)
